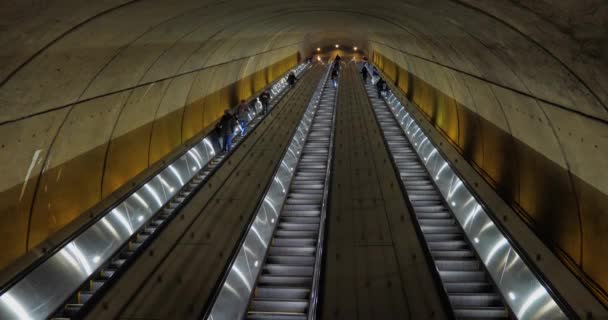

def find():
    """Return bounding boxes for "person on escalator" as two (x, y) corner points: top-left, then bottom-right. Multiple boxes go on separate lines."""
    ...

(236, 100), (249, 137)
(259, 90), (271, 115)
(219, 109), (237, 153)
(376, 78), (387, 98)
(287, 72), (297, 88)
(331, 67), (339, 88)
(361, 66), (369, 84)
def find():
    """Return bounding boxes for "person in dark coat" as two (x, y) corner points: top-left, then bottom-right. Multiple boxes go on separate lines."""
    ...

(259, 90), (271, 115)
(287, 72), (297, 88)
(219, 109), (237, 152)
(361, 66), (369, 84)
(376, 78), (387, 99)
(331, 68), (339, 88)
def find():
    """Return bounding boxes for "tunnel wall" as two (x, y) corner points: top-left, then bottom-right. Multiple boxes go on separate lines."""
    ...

(372, 49), (608, 303)
(0, 52), (299, 271)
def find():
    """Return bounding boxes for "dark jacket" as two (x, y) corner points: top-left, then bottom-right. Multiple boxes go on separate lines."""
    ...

(361, 67), (368, 77)
(219, 113), (237, 135)
(331, 68), (338, 80)
(376, 79), (387, 91)
(260, 91), (270, 104)
(287, 73), (297, 85)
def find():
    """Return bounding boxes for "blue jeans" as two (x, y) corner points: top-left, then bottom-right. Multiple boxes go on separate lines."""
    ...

(223, 134), (233, 152)
(239, 120), (247, 136)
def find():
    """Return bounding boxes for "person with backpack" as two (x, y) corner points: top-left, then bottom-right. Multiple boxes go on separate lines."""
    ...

(236, 99), (249, 136)
(219, 109), (237, 152)
(259, 90), (270, 115)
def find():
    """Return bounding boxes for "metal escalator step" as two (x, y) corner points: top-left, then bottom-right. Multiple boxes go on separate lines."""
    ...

(264, 264), (314, 276)
(274, 230), (319, 238)
(280, 216), (321, 224)
(78, 291), (94, 304)
(247, 311), (307, 320)
(281, 210), (320, 217)
(439, 270), (487, 282)
(424, 233), (463, 242)
(436, 260), (481, 271)
(272, 238), (317, 247)
(445, 282), (494, 294)
(266, 255), (315, 266)
(427, 241), (468, 251)
(453, 307), (508, 319)
(268, 246), (316, 256)
(418, 218), (456, 226)
(250, 299), (308, 314)
(258, 275), (312, 286)
(64, 304), (82, 317)
(450, 293), (503, 307)
(255, 287), (311, 299)
(416, 211), (451, 219)
(421, 225), (461, 234)
(432, 250), (475, 260)
(277, 222), (319, 231)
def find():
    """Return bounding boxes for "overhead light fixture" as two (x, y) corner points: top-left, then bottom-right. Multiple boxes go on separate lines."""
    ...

(353, 46), (358, 51)
(316, 47), (321, 51)
(335, 44), (339, 48)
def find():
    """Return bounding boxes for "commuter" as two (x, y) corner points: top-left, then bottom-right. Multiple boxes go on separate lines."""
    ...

(287, 72), (297, 88)
(236, 99), (249, 136)
(331, 67), (339, 88)
(333, 59), (340, 72)
(219, 109), (237, 152)
(213, 121), (223, 151)
(376, 78), (387, 98)
(335, 54), (341, 62)
(259, 90), (271, 115)
(361, 66), (369, 84)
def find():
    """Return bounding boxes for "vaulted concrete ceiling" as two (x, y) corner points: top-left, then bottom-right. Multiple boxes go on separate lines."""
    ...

(1, 0), (607, 303)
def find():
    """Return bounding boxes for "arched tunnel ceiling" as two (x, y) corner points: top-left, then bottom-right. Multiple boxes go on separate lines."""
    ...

(1, 0), (608, 303)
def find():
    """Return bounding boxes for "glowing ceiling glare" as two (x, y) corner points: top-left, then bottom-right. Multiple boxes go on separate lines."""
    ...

(317, 47), (321, 51)
(353, 46), (358, 51)
(335, 44), (339, 48)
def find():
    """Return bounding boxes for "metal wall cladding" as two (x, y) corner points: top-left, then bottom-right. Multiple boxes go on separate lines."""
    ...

(206, 67), (326, 320)
(381, 87), (566, 319)
(373, 51), (608, 305)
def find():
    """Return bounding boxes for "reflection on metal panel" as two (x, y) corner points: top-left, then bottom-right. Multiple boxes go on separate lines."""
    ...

(379, 85), (568, 319)
(0, 63), (309, 320)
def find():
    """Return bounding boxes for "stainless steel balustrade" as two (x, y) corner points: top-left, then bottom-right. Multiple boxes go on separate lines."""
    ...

(204, 65), (333, 320)
(0, 62), (309, 320)
(365, 64), (568, 319)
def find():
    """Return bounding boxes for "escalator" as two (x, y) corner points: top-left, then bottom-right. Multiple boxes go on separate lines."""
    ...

(364, 83), (509, 319)
(204, 63), (337, 320)
(247, 73), (336, 320)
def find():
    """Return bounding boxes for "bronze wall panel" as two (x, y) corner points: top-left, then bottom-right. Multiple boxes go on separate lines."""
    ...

(373, 51), (608, 304)
(103, 123), (153, 197)
(29, 145), (106, 249)
(148, 109), (183, 165)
